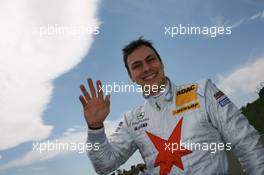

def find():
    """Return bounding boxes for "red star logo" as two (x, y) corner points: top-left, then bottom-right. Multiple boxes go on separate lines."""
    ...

(146, 117), (192, 175)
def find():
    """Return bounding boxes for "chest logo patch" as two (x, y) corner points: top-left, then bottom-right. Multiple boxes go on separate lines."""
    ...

(176, 84), (197, 106)
(146, 117), (192, 175)
(172, 102), (200, 115)
(173, 84), (200, 116)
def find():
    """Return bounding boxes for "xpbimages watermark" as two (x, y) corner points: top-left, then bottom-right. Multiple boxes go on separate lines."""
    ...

(164, 141), (232, 154)
(98, 82), (166, 96)
(164, 24), (232, 38)
(34, 24), (100, 37)
(32, 140), (99, 154)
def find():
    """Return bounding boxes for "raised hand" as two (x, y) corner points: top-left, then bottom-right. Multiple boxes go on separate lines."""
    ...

(79, 78), (110, 129)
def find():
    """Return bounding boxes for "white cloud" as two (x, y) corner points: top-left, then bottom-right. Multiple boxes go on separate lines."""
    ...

(230, 18), (246, 29)
(63, 127), (77, 136)
(217, 57), (264, 106)
(0, 131), (87, 171)
(218, 57), (264, 94)
(16, 166), (47, 174)
(0, 0), (100, 150)
(0, 121), (118, 171)
(210, 16), (229, 27)
(231, 9), (264, 29)
(249, 10), (264, 20)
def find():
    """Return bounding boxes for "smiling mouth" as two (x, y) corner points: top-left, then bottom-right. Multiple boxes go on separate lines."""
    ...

(142, 72), (158, 81)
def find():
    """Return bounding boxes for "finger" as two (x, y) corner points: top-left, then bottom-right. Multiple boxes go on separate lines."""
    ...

(88, 78), (97, 98)
(80, 84), (91, 101)
(105, 94), (110, 107)
(79, 95), (87, 107)
(97, 80), (104, 100)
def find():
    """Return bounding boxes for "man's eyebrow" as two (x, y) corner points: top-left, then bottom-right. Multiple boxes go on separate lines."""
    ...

(130, 54), (156, 66)
(144, 54), (155, 60)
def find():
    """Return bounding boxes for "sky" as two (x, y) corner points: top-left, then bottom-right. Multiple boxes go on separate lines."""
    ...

(0, 0), (264, 175)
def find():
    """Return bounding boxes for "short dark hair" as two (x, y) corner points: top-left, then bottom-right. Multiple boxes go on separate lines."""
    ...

(122, 37), (162, 76)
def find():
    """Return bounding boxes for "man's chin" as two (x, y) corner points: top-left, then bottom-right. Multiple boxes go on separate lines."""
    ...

(141, 82), (158, 88)
(141, 78), (159, 85)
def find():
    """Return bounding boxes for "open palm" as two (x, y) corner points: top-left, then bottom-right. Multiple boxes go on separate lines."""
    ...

(79, 79), (110, 128)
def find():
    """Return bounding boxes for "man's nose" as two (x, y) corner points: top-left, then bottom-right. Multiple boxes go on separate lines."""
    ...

(142, 62), (151, 72)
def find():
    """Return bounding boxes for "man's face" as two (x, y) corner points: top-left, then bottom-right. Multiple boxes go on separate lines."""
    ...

(127, 45), (165, 90)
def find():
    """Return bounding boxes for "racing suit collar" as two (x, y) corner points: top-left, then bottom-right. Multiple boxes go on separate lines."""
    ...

(144, 77), (173, 111)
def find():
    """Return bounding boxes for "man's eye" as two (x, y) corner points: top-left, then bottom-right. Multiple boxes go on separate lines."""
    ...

(132, 64), (141, 69)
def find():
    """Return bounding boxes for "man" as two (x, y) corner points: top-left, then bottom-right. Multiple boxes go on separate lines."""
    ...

(79, 38), (264, 175)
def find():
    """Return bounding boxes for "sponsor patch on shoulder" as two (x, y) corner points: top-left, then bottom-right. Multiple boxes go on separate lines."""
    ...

(214, 91), (230, 107)
(214, 91), (224, 100)
(219, 97), (231, 107)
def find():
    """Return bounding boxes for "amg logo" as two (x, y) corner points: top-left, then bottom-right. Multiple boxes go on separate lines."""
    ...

(134, 123), (148, 131)
(177, 84), (196, 96)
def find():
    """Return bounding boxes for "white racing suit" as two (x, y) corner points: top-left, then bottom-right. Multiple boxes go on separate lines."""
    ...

(87, 79), (264, 175)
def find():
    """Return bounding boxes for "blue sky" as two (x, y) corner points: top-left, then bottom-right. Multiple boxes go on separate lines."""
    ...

(0, 0), (264, 174)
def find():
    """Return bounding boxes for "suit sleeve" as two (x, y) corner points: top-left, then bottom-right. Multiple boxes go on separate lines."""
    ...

(87, 113), (138, 175)
(205, 79), (264, 175)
